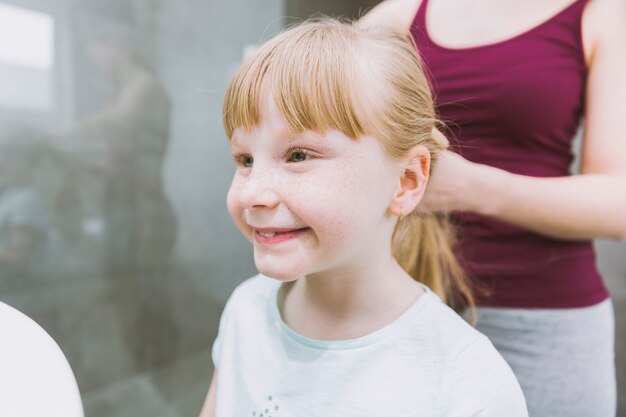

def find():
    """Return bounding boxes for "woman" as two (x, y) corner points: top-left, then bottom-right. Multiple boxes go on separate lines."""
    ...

(362, 0), (625, 415)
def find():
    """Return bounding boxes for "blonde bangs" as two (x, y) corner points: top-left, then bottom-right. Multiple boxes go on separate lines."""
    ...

(223, 20), (371, 140)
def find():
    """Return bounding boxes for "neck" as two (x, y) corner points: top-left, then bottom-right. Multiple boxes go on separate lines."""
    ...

(280, 253), (424, 340)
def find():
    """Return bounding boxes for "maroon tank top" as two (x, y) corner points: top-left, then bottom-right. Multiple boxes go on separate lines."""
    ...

(411, 0), (609, 308)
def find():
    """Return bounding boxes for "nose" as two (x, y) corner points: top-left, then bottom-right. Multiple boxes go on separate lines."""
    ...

(237, 165), (280, 210)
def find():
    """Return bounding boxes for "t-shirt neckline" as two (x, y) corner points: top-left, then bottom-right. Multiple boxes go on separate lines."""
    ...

(268, 278), (435, 350)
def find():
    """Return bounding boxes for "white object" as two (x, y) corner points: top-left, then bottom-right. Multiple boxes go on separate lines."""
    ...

(0, 302), (84, 417)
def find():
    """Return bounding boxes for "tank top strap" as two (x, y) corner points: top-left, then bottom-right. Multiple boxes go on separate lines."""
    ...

(414, 0), (429, 27)
(411, 0), (429, 33)
(410, 0), (432, 47)
(532, 0), (588, 61)
(538, 0), (589, 32)
(562, 0), (589, 19)
(537, 0), (589, 19)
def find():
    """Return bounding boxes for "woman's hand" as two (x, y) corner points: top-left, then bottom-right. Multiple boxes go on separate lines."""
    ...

(418, 150), (483, 214)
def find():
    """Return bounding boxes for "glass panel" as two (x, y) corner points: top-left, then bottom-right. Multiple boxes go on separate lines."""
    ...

(0, 0), (283, 415)
(0, 3), (53, 111)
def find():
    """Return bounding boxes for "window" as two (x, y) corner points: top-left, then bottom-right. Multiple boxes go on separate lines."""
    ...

(0, 2), (54, 111)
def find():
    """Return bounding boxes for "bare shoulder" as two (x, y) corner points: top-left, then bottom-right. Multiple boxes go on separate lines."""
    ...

(358, 0), (422, 34)
(583, 0), (626, 60)
(578, 0), (626, 177)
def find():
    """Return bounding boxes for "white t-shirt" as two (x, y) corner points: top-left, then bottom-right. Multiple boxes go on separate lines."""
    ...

(212, 275), (528, 416)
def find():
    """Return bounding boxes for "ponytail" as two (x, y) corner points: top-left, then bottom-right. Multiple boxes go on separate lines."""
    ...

(392, 186), (476, 321)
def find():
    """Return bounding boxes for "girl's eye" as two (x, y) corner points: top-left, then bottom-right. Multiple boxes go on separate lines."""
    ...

(234, 154), (253, 167)
(287, 148), (312, 163)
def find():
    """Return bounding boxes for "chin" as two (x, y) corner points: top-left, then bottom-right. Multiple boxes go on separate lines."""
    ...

(255, 263), (304, 283)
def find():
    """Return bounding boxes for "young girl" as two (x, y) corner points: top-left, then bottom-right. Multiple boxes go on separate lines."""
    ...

(200, 19), (528, 416)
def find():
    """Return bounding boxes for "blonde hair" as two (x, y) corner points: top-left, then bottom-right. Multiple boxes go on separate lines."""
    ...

(222, 18), (475, 311)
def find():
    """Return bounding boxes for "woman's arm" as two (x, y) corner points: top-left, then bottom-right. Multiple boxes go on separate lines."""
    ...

(421, 0), (626, 241)
(460, 163), (626, 241)
(198, 370), (217, 417)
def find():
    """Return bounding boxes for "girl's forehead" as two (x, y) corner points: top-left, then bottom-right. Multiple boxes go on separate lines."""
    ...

(231, 117), (293, 144)
(258, 91), (288, 128)
(233, 98), (307, 141)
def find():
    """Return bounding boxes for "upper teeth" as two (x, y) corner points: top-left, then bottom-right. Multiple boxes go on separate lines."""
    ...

(259, 231), (278, 237)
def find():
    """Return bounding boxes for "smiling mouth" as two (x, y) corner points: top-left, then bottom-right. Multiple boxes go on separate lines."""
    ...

(257, 231), (281, 238)
(254, 228), (309, 244)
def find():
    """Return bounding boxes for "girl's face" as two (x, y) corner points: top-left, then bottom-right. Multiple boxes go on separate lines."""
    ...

(227, 99), (402, 281)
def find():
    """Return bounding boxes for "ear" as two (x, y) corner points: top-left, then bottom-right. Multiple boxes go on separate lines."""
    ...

(389, 145), (430, 217)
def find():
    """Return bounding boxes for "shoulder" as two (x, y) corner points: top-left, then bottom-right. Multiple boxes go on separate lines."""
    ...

(584, 0), (625, 32)
(0, 302), (84, 417)
(413, 294), (527, 415)
(211, 274), (278, 368)
(583, 0), (626, 62)
(220, 273), (278, 317)
(421, 296), (509, 371)
(358, 0), (422, 35)
(230, 273), (277, 302)
(417, 291), (487, 353)
(435, 335), (528, 416)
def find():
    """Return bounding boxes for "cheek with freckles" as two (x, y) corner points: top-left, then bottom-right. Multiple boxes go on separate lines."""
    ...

(284, 163), (388, 258)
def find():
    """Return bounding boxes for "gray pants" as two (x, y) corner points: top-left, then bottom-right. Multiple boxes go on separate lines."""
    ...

(465, 299), (616, 417)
